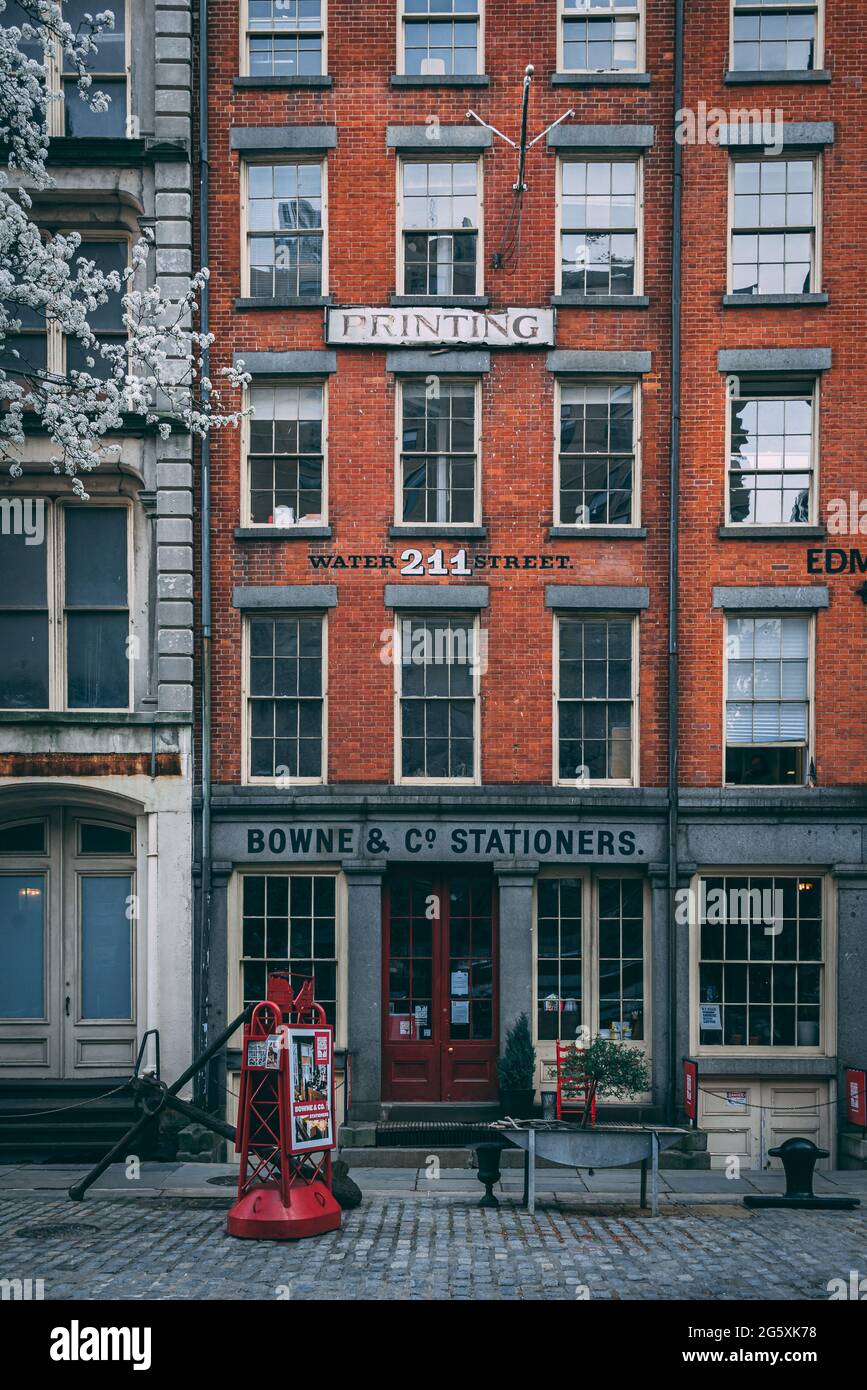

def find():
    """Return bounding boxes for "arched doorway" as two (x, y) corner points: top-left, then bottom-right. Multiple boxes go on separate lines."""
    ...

(0, 806), (139, 1077)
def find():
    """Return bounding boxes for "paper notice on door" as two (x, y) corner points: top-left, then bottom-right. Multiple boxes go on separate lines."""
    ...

(450, 970), (469, 996)
(451, 1000), (469, 1025)
(725, 1090), (748, 1110)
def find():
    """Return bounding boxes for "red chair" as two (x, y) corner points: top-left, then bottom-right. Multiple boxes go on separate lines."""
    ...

(556, 1042), (597, 1123)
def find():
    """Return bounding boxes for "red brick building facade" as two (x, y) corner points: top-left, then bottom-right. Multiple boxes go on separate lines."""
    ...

(197, 1), (867, 1168)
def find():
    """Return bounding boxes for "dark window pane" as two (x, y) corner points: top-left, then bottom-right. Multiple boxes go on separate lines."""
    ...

(0, 612), (49, 708)
(66, 611), (129, 708)
(64, 78), (127, 137)
(0, 820), (46, 854)
(65, 508), (127, 605)
(79, 822), (133, 855)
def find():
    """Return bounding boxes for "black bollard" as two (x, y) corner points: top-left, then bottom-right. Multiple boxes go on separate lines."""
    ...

(744, 1136), (860, 1211)
(475, 1141), (502, 1208)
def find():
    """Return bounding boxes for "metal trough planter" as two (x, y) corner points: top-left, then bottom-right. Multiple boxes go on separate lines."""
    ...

(492, 1121), (687, 1216)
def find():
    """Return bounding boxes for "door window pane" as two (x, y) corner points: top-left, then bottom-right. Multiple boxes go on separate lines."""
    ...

(79, 822), (134, 855)
(241, 873), (337, 1028)
(0, 874), (45, 1018)
(0, 820), (46, 854)
(81, 875), (132, 1019)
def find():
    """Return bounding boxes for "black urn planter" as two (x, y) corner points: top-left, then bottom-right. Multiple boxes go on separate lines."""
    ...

(500, 1088), (535, 1120)
(475, 1141), (503, 1208)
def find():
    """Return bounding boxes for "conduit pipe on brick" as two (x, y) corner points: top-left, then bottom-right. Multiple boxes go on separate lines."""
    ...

(667, 0), (684, 1123)
(196, 0), (213, 1110)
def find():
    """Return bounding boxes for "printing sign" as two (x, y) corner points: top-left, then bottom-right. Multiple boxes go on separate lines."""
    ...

(845, 1068), (867, 1128)
(326, 305), (555, 347)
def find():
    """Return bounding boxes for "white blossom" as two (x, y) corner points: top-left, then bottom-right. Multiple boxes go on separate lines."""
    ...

(0, 1), (248, 497)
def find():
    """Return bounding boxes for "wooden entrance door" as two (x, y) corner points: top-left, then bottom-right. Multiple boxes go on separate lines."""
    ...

(382, 871), (498, 1103)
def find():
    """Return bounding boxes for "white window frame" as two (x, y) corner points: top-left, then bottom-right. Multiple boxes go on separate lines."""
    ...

(396, 155), (484, 298)
(227, 867), (349, 1051)
(240, 157), (330, 300)
(238, 0), (328, 79)
(556, 0), (645, 77)
(396, 0), (484, 78)
(724, 373), (820, 527)
(688, 868), (835, 1058)
(555, 155), (645, 297)
(726, 154), (822, 297)
(393, 375), (482, 528)
(553, 611), (640, 788)
(33, 0), (132, 138)
(240, 378), (329, 528)
(0, 498), (133, 714)
(532, 869), (652, 1077)
(728, 0), (824, 74)
(241, 609), (329, 786)
(553, 376), (642, 528)
(722, 611), (815, 787)
(393, 610), (482, 786)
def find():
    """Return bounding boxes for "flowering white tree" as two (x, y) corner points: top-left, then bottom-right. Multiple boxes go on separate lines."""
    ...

(0, 0), (247, 496)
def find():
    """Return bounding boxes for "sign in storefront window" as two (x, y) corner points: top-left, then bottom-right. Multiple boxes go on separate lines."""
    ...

(241, 874), (337, 1027)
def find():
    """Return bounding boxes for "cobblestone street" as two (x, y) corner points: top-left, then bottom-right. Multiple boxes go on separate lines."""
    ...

(2, 1188), (865, 1301)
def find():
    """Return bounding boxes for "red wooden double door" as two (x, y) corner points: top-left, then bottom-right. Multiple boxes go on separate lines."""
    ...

(382, 871), (498, 1103)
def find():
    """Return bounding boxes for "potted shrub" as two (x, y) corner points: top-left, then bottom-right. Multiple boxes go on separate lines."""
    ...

(561, 1037), (651, 1126)
(498, 1013), (536, 1119)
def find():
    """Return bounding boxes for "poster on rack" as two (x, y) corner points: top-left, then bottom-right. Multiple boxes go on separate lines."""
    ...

(287, 1026), (335, 1154)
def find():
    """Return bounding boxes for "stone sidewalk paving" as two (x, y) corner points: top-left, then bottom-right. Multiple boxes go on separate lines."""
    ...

(0, 1187), (865, 1300)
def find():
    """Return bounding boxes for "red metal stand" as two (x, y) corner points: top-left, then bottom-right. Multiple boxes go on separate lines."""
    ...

(555, 1042), (597, 1123)
(227, 975), (341, 1240)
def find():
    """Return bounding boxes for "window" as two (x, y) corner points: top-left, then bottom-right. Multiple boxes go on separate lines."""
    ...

(2, 1), (130, 137)
(559, 159), (639, 296)
(728, 376), (815, 525)
(246, 614), (325, 781)
(241, 874), (338, 1028)
(698, 874), (823, 1048)
(556, 616), (636, 784)
(397, 615), (478, 782)
(559, 0), (642, 74)
(725, 615), (811, 785)
(400, 160), (480, 297)
(244, 162), (325, 300)
(0, 238), (128, 382)
(557, 380), (637, 526)
(0, 503), (130, 711)
(399, 378), (478, 525)
(399, 0), (481, 76)
(536, 875), (646, 1044)
(731, 0), (819, 72)
(246, 381), (325, 526)
(244, 0), (325, 78)
(731, 158), (816, 296)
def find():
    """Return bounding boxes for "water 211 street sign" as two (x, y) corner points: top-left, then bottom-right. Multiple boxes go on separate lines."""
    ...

(326, 305), (555, 347)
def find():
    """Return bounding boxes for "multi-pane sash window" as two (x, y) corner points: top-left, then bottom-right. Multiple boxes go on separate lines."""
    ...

(558, 381), (636, 525)
(399, 616), (477, 780)
(0, 504), (130, 711)
(732, 0), (818, 72)
(1, 238), (127, 382)
(247, 382), (324, 525)
(245, 1), (324, 77)
(246, 162), (324, 299)
(401, 161), (479, 296)
(536, 875), (645, 1043)
(557, 617), (635, 783)
(247, 615), (325, 780)
(241, 874), (337, 1027)
(598, 877), (644, 1040)
(560, 0), (641, 73)
(698, 874), (822, 1048)
(560, 160), (638, 295)
(400, 379), (477, 524)
(729, 376), (814, 525)
(537, 877), (582, 1041)
(725, 615), (810, 785)
(2, 1), (131, 137)
(400, 0), (480, 76)
(731, 159), (815, 295)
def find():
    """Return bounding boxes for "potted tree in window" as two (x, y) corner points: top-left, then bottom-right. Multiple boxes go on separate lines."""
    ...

(498, 1013), (536, 1119)
(561, 1037), (651, 1126)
